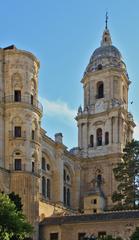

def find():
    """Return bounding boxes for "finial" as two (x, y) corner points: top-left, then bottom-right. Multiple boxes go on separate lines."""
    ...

(105, 11), (108, 29)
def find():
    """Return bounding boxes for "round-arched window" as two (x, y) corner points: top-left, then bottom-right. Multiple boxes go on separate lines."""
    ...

(97, 128), (102, 146)
(97, 82), (104, 99)
(63, 166), (72, 207)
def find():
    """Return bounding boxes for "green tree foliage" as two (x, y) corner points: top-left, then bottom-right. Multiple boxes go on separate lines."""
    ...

(8, 192), (23, 212)
(130, 227), (139, 240)
(112, 140), (139, 209)
(0, 193), (33, 240)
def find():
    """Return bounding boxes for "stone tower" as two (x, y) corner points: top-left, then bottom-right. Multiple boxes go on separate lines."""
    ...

(76, 26), (135, 212)
(0, 45), (43, 239)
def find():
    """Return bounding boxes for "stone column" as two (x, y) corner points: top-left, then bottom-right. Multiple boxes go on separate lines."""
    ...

(78, 123), (81, 149)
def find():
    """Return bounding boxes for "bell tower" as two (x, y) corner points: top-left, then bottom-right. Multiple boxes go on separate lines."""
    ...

(76, 26), (135, 158)
(76, 22), (135, 211)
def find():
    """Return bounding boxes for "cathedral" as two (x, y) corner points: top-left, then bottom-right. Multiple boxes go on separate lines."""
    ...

(0, 21), (139, 240)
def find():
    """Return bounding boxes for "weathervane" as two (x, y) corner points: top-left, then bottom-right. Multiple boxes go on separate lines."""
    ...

(105, 11), (108, 29)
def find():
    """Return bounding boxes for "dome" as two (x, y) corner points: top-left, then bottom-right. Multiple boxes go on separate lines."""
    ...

(84, 28), (127, 75)
(90, 45), (122, 62)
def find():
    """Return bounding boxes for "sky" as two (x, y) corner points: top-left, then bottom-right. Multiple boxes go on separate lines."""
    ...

(1, 0), (139, 149)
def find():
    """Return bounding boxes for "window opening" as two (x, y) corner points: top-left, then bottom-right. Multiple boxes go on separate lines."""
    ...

(67, 174), (70, 182)
(47, 163), (50, 171)
(15, 159), (21, 171)
(47, 178), (51, 199)
(105, 132), (109, 145)
(42, 157), (45, 170)
(32, 162), (34, 173)
(97, 82), (104, 98)
(96, 128), (102, 146)
(14, 90), (21, 102)
(97, 64), (102, 70)
(67, 188), (70, 207)
(15, 152), (20, 155)
(14, 126), (21, 138)
(90, 135), (94, 147)
(63, 167), (71, 207)
(32, 130), (35, 140)
(31, 95), (33, 105)
(78, 233), (86, 240)
(63, 186), (66, 205)
(42, 176), (46, 197)
(64, 169), (66, 181)
(50, 233), (59, 240)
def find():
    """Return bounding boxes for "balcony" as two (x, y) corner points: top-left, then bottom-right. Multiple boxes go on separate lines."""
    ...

(9, 163), (41, 176)
(9, 130), (26, 140)
(3, 95), (43, 113)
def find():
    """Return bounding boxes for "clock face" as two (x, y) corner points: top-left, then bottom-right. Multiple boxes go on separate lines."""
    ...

(95, 101), (104, 113)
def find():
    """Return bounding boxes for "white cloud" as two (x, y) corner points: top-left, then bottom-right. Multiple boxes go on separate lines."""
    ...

(39, 96), (77, 123)
(134, 122), (139, 140)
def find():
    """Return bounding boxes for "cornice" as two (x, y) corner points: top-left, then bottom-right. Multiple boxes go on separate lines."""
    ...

(1, 48), (40, 68)
(80, 152), (123, 164)
(4, 102), (42, 117)
(81, 67), (127, 84)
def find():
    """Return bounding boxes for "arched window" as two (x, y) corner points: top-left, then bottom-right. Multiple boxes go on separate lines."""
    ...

(46, 163), (50, 171)
(41, 154), (52, 199)
(67, 188), (70, 207)
(105, 132), (109, 145)
(64, 169), (66, 181)
(47, 178), (51, 199)
(97, 128), (102, 146)
(31, 78), (37, 101)
(42, 176), (46, 197)
(31, 121), (38, 141)
(90, 135), (94, 147)
(63, 166), (71, 207)
(12, 73), (22, 100)
(97, 82), (104, 99)
(63, 186), (66, 205)
(42, 157), (46, 170)
(97, 64), (102, 70)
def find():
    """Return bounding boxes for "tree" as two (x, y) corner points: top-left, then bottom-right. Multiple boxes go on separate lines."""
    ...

(0, 193), (33, 240)
(130, 227), (139, 240)
(112, 140), (139, 209)
(8, 192), (23, 212)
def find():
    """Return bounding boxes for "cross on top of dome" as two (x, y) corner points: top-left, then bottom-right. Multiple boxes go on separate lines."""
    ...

(101, 12), (112, 47)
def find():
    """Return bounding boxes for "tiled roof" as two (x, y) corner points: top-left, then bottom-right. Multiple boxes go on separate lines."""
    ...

(40, 210), (139, 226)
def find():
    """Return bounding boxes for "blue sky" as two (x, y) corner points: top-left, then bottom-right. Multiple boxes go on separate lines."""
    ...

(1, 0), (139, 148)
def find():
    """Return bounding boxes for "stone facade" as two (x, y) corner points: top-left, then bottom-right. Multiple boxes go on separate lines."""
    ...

(0, 26), (137, 240)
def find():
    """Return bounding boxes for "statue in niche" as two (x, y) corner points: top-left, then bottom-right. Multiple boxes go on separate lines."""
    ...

(90, 173), (103, 191)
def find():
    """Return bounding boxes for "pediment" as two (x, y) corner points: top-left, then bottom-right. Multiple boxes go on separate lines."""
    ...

(93, 120), (104, 126)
